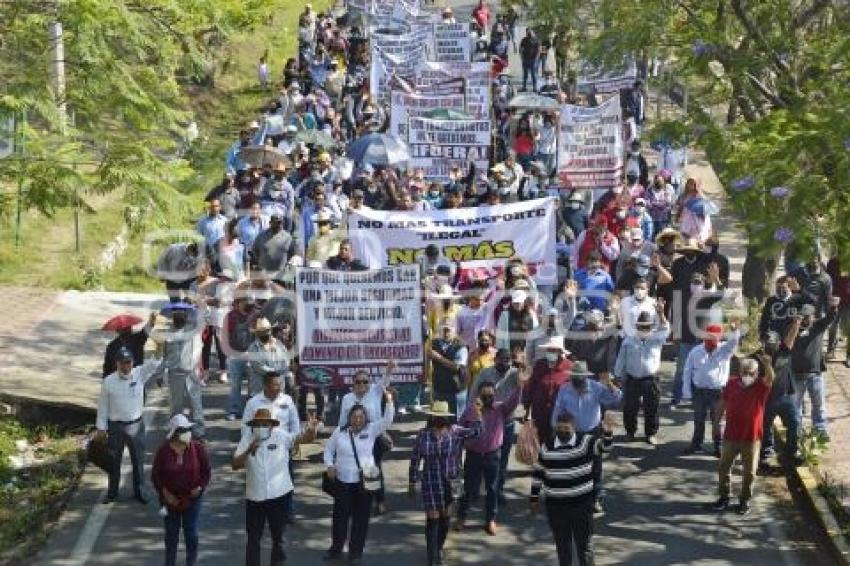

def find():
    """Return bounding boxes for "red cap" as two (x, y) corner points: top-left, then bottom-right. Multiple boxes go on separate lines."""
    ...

(705, 324), (723, 336)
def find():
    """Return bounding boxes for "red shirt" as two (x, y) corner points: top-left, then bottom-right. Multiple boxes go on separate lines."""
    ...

(151, 440), (211, 499)
(523, 358), (573, 433)
(722, 377), (771, 442)
(472, 5), (491, 29)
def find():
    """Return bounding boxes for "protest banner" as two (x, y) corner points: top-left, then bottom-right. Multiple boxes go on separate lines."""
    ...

(416, 61), (490, 118)
(407, 116), (491, 180)
(388, 81), (466, 138)
(432, 22), (472, 62)
(558, 95), (624, 189)
(346, 197), (557, 283)
(296, 266), (424, 387)
(371, 43), (427, 103)
(577, 58), (638, 93)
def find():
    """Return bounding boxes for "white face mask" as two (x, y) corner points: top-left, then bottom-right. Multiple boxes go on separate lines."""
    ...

(612, 186), (623, 195)
(253, 426), (272, 442)
(178, 431), (192, 444)
(545, 352), (559, 364)
(634, 289), (648, 301)
(741, 375), (756, 387)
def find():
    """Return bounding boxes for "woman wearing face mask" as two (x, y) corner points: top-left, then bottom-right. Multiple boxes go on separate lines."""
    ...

(409, 401), (482, 565)
(152, 414), (211, 566)
(675, 178), (714, 244)
(324, 399), (395, 564)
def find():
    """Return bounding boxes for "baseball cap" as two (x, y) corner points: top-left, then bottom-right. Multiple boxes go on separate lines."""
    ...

(117, 347), (133, 362)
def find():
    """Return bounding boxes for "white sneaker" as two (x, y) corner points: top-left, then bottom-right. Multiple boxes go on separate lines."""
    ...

(398, 407), (408, 415)
(412, 404), (424, 411)
(218, 372), (229, 384)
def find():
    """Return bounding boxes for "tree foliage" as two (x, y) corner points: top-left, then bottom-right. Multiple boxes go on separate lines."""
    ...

(0, 0), (276, 224)
(530, 0), (850, 263)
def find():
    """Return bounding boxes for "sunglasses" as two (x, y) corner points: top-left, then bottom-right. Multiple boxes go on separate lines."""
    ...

(354, 379), (370, 385)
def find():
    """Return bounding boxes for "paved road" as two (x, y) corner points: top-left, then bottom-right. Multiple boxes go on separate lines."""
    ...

(32, 2), (838, 565)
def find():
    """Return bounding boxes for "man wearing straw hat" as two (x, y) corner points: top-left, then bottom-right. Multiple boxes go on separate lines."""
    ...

(232, 407), (318, 566)
(429, 318), (469, 419)
(245, 317), (291, 397)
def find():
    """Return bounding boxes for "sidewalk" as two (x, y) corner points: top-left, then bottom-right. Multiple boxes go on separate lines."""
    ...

(819, 360), (850, 515)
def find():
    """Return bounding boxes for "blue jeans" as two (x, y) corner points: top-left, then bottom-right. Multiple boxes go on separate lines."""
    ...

(458, 450), (500, 522)
(164, 496), (201, 566)
(794, 373), (827, 433)
(762, 395), (799, 458)
(227, 358), (248, 415)
(497, 420), (516, 496)
(672, 343), (697, 403)
(691, 387), (722, 448)
(522, 61), (537, 91)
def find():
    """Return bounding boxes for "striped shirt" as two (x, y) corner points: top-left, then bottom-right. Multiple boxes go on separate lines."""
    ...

(530, 432), (612, 504)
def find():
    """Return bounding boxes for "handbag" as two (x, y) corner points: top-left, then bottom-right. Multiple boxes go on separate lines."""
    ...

(321, 471), (338, 498)
(515, 420), (541, 466)
(86, 434), (115, 474)
(349, 430), (381, 494)
(376, 431), (394, 452)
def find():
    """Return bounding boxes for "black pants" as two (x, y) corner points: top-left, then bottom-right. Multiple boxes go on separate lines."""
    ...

(106, 419), (145, 498)
(331, 482), (372, 559)
(372, 440), (386, 504)
(201, 326), (227, 371)
(545, 499), (595, 566)
(165, 279), (194, 302)
(623, 376), (660, 436)
(246, 494), (287, 566)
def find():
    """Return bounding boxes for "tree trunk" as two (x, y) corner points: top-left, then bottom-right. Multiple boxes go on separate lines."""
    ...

(741, 244), (777, 302)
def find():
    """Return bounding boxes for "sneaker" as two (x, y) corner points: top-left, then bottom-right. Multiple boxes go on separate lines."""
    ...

(218, 371), (229, 384)
(736, 500), (751, 515)
(646, 435), (659, 446)
(412, 404), (424, 411)
(712, 497), (730, 511)
(397, 407), (408, 415)
(226, 413), (238, 422)
(592, 500), (604, 514)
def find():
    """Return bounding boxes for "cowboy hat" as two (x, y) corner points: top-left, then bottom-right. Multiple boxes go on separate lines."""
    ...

(246, 408), (280, 427)
(166, 414), (194, 439)
(424, 401), (454, 417)
(537, 335), (568, 353)
(571, 360), (593, 377)
(316, 210), (332, 223)
(676, 237), (703, 254)
(252, 317), (273, 333)
(510, 289), (528, 304)
(654, 227), (682, 245)
(567, 191), (585, 203)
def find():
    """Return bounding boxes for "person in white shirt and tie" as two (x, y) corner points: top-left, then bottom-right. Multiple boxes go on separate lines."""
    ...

(323, 391), (396, 564)
(95, 347), (160, 504)
(232, 408), (318, 566)
(338, 361), (396, 516)
(682, 321), (741, 456)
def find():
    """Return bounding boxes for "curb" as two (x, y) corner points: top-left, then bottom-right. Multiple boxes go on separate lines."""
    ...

(774, 423), (850, 564)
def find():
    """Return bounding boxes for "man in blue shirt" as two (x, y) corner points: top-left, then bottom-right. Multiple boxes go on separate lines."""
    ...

(550, 361), (622, 512)
(196, 199), (227, 250)
(573, 252), (615, 313)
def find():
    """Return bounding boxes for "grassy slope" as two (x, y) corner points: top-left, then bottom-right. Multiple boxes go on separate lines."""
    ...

(0, 0), (331, 291)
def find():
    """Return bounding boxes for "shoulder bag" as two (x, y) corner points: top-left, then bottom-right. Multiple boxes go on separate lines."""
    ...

(349, 430), (381, 494)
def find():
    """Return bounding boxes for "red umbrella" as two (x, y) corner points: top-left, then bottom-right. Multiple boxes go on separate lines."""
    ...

(101, 314), (144, 332)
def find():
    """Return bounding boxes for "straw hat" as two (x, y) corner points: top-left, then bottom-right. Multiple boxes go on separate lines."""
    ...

(654, 227), (682, 245)
(510, 289), (528, 304)
(246, 408), (280, 427)
(676, 237), (703, 254)
(537, 335), (568, 353)
(252, 317), (273, 333)
(432, 284), (458, 300)
(424, 401), (454, 417)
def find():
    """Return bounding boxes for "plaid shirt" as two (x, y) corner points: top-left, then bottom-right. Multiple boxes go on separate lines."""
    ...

(409, 422), (482, 489)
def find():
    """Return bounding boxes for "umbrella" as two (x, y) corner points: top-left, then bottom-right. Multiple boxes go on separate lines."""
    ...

(240, 145), (291, 169)
(346, 133), (410, 167)
(508, 93), (561, 111)
(295, 129), (338, 150)
(101, 314), (143, 332)
(160, 302), (197, 316)
(422, 108), (473, 121)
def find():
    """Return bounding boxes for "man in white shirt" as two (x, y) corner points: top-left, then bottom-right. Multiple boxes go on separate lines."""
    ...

(683, 322), (740, 456)
(232, 408), (317, 566)
(618, 277), (656, 338)
(493, 151), (524, 201)
(95, 348), (159, 504)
